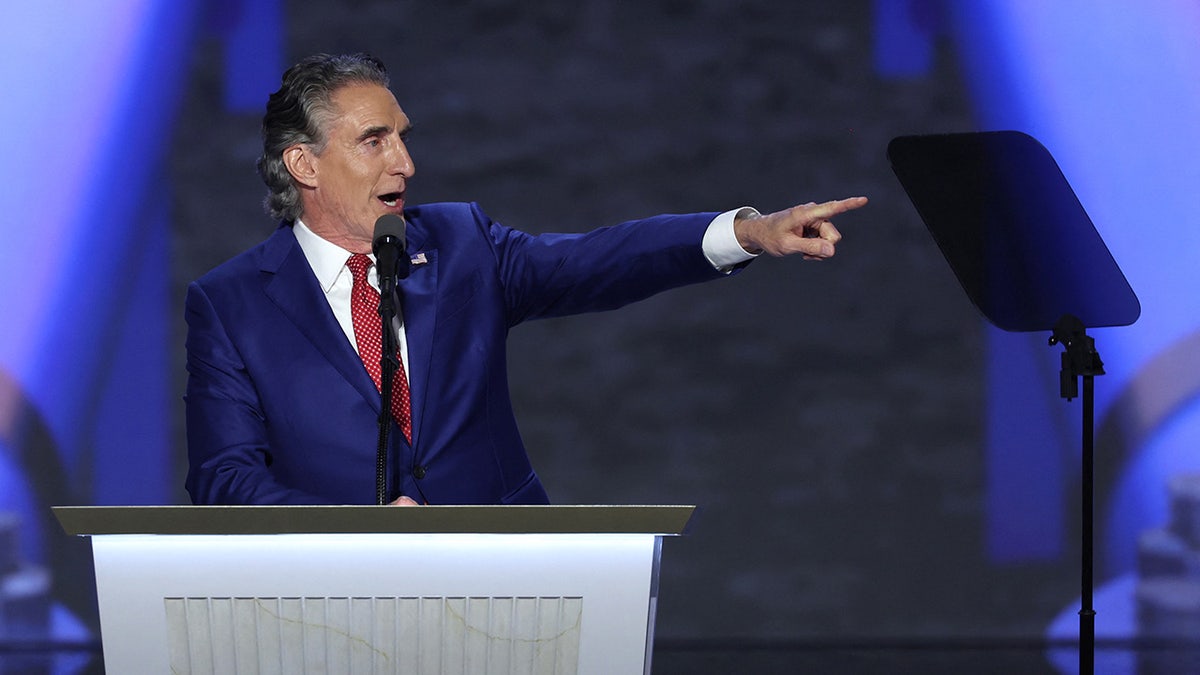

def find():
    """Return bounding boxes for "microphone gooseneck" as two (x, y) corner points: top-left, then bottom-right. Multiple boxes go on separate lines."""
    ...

(371, 214), (409, 505)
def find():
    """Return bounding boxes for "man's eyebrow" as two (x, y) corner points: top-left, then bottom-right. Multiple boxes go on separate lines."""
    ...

(356, 125), (391, 142)
(355, 123), (414, 143)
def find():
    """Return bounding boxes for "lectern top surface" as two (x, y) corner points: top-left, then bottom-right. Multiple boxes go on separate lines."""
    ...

(52, 504), (696, 536)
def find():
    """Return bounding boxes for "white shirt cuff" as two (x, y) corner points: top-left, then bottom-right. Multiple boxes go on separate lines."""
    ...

(703, 207), (761, 271)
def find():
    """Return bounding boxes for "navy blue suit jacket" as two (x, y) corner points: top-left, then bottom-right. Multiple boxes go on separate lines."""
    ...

(185, 202), (727, 505)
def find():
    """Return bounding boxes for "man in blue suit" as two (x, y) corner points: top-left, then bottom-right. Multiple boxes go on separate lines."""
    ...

(184, 53), (867, 506)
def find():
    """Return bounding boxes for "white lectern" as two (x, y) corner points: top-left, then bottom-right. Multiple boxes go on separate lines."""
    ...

(53, 505), (694, 675)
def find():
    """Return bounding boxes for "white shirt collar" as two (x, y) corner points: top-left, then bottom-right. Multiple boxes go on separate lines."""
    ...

(293, 219), (373, 292)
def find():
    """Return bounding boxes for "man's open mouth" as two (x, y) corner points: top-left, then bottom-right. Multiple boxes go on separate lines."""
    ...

(379, 192), (403, 207)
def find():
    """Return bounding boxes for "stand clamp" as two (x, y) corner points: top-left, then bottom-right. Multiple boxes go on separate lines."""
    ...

(1049, 314), (1105, 401)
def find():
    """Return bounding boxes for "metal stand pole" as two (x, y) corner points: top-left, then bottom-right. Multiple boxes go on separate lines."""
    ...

(1050, 315), (1104, 675)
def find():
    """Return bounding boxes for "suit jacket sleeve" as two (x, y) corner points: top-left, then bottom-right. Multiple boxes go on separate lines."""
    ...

(482, 206), (730, 325)
(184, 279), (336, 505)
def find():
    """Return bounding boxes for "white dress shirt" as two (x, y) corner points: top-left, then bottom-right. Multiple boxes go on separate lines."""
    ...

(293, 219), (412, 372)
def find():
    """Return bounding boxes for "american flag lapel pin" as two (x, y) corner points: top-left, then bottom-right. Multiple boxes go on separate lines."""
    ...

(410, 252), (428, 266)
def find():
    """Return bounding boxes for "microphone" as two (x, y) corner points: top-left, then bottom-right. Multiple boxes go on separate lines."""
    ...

(370, 214), (408, 505)
(372, 214), (410, 290)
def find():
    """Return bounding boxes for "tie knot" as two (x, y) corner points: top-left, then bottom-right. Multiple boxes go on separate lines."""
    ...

(346, 254), (373, 282)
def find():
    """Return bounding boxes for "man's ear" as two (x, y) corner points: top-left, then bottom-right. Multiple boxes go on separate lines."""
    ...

(282, 145), (318, 188)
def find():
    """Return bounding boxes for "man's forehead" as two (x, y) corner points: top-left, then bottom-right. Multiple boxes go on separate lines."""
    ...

(329, 83), (409, 127)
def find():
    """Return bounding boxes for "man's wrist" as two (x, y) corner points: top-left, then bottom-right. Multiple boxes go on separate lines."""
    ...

(702, 207), (761, 271)
(733, 207), (764, 255)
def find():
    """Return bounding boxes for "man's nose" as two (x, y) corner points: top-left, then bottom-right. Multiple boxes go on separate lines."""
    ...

(389, 142), (415, 177)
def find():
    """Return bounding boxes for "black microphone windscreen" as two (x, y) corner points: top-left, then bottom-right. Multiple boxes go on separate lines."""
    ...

(373, 214), (406, 251)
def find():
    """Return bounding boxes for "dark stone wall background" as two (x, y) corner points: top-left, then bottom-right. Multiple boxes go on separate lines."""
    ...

(171, 1), (1077, 641)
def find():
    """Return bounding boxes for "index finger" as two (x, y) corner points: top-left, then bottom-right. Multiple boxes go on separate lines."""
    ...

(807, 196), (868, 220)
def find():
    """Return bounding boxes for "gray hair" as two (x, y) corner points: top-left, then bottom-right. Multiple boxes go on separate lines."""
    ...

(257, 53), (391, 222)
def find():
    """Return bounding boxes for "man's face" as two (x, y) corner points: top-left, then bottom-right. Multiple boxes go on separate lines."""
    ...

(296, 83), (415, 250)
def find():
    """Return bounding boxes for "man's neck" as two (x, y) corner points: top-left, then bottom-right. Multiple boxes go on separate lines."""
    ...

(298, 217), (371, 254)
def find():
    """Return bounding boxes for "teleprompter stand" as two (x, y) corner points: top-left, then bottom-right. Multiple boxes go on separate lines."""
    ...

(888, 131), (1140, 675)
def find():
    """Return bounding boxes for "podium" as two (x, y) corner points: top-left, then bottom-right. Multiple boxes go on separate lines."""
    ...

(53, 505), (694, 675)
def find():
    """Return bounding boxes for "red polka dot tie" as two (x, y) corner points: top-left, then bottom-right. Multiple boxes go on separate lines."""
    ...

(347, 254), (412, 442)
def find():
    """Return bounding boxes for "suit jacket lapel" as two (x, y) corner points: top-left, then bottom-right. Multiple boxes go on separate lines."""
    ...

(259, 226), (383, 415)
(397, 223), (437, 449)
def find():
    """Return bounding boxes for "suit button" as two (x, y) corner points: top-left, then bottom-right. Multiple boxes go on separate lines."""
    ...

(413, 465), (427, 480)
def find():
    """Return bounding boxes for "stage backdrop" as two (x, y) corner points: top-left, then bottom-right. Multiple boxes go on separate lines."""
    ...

(3, 0), (1199, 661)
